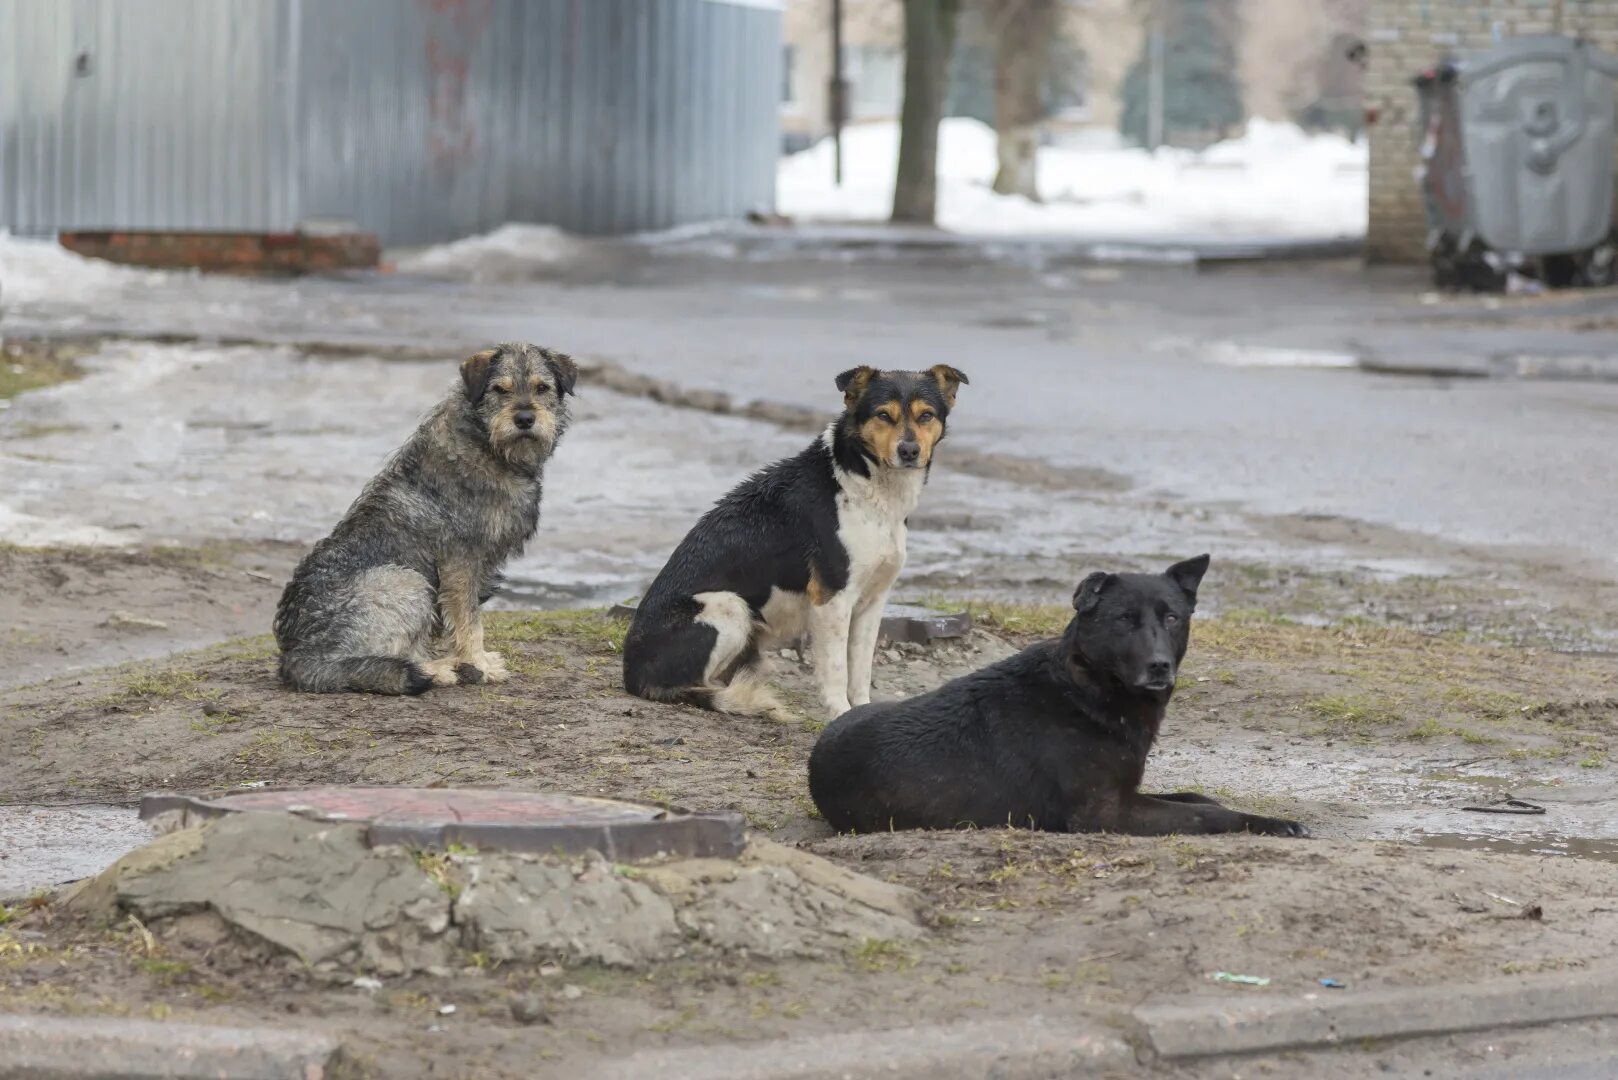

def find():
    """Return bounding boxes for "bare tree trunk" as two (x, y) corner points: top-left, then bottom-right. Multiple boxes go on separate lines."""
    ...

(990, 0), (1055, 200)
(893, 0), (962, 224)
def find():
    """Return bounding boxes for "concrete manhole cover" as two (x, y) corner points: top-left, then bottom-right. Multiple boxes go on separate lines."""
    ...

(139, 787), (744, 861)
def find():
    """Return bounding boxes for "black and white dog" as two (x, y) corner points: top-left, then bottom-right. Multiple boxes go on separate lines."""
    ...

(623, 365), (967, 720)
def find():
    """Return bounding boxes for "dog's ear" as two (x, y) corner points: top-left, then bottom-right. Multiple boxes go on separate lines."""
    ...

(460, 347), (501, 404)
(835, 366), (877, 409)
(926, 364), (969, 408)
(1072, 571), (1114, 613)
(1165, 554), (1211, 604)
(544, 351), (579, 397)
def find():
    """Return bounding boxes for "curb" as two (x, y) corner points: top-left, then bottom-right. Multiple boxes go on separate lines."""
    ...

(0, 1013), (343, 1080)
(579, 1016), (1135, 1080)
(1358, 353), (1618, 382)
(1134, 964), (1618, 1060)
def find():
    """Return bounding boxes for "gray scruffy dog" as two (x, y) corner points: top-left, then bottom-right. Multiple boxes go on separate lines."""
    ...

(274, 342), (577, 695)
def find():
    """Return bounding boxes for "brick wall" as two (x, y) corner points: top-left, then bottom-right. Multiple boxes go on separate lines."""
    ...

(1367, 0), (1618, 262)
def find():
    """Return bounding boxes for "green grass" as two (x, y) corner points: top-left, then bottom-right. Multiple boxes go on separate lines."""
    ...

(0, 341), (86, 400)
(849, 938), (916, 973)
(913, 595), (1069, 638)
(413, 850), (462, 899)
(1442, 684), (1531, 722)
(1305, 694), (1404, 732)
(485, 610), (629, 654)
(119, 668), (204, 701)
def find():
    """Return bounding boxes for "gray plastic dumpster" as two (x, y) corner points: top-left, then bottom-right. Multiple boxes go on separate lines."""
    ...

(1415, 35), (1618, 289)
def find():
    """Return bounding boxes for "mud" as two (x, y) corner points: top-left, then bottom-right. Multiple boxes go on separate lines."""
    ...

(7, 821), (1618, 1078)
(0, 544), (290, 688)
(0, 606), (1615, 1075)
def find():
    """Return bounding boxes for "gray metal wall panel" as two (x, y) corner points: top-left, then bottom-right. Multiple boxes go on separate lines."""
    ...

(0, 0), (779, 243)
(0, 0), (299, 234)
(294, 0), (781, 244)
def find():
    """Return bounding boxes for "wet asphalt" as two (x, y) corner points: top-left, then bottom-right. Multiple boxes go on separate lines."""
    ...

(10, 240), (1618, 590)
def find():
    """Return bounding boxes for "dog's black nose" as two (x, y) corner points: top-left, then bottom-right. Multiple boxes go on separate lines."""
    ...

(514, 409), (536, 430)
(1146, 660), (1172, 680)
(897, 440), (921, 464)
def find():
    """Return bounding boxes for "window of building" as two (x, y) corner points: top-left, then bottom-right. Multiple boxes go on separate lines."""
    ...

(782, 44), (798, 108)
(841, 45), (903, 119)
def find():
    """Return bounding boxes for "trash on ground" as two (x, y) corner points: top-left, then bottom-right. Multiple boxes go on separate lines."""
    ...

(1319, 977), (1346, 989)
(1210, 971), (1271, 987)
(1460, 798), (1545, 815)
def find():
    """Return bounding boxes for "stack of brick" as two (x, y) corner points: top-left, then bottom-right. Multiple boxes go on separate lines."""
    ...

(1366, 0), (1618, 263)
(58, 230), (381, 276)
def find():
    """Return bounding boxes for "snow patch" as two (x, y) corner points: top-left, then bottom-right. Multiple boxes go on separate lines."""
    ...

(1205, 343), (1361, 369)
(778, 118), (1367, 241)
(0, 233), (169, 310)
(393, 223), (584, 281)
(0, 505), (133, 548)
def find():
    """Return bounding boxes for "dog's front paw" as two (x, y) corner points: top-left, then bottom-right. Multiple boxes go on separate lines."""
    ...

(1244, 815), (1309, 838)
(418, 658), (461, 688)
(473, 650), (511, 683)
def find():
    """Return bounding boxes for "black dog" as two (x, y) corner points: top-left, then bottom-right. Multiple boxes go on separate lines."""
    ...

(808, 556), (1307, 837)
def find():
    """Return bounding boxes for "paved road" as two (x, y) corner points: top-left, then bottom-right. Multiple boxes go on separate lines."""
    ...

(491, 252), (1618, 582)
(7, 234), (1618, 589)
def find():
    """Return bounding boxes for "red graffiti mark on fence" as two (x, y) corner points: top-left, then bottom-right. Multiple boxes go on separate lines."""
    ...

(421, 0), (492, 178)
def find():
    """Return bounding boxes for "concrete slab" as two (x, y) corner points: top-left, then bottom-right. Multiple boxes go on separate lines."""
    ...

(1135, 963), (1618, 1059)
(579, 1016), (1133, 1080)
(0, 1013), (341, 1079)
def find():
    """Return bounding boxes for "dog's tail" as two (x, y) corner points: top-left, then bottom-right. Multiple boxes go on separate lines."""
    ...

(279, 652), (433, 696)
(637, 669), (787, 720)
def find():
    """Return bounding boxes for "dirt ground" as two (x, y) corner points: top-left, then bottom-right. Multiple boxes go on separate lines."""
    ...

(3, 599), (1618, 1076)
(3, 265), (1618, 1075)
(0, 544), (294, 689)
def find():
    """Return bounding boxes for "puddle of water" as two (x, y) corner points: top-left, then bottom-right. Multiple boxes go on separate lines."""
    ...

(1415, 832), (1618, 863)
(0, 805), (154, 898)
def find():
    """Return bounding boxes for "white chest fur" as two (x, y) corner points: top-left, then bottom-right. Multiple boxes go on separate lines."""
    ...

(834, 462), (923, 601)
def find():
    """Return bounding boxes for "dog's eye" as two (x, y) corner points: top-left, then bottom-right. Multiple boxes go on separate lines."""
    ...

(533, 383), (549, 395)
(917, 410), (936, 424)
(879, 412), (899, 425)
(492, 384), (511, 395)
(1164, 614), (1180, 626)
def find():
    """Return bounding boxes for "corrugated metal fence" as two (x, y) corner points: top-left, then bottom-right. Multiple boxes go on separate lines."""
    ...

(0, 0), (780, 244)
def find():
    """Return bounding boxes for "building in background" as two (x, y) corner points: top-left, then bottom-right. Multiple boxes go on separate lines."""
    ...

(0, 0), (782, 248)
(1365, 0), (1618, 263)
(780, 0), (1363, 147)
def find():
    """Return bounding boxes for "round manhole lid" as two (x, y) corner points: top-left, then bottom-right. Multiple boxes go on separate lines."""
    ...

(139, 786), (744, 862)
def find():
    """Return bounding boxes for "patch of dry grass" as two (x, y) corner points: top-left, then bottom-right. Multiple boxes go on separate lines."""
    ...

(0, 339), (88, 400)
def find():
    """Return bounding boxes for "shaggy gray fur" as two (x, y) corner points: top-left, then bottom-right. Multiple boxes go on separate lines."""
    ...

(274, 343), (577, 694)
